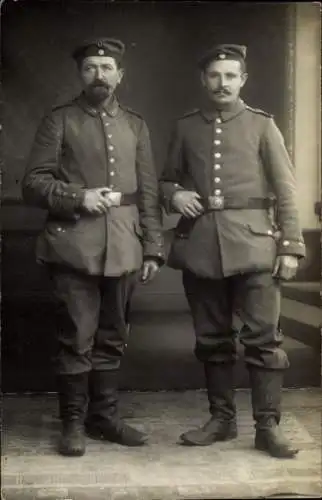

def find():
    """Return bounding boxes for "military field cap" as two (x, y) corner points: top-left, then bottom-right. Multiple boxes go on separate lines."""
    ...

(72, 38), (125, 64)
(198, 44), (247, 70)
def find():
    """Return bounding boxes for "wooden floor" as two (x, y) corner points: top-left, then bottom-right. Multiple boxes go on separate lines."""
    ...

(2, 389), (322, 500)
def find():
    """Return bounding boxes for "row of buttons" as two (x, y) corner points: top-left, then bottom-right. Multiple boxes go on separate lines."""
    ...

(213, 117), (223, 196)
(101, 112), (116, 188)
(101, 110), (164, 258)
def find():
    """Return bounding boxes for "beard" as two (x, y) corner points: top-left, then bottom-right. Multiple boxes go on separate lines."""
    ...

(85, 81), (112, 105)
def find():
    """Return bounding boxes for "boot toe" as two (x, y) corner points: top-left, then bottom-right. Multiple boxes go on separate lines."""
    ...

(179, 430), (213, 446)
(117, 424), (148, 446)
(86, 421), (148, 447)
(255, 429), (299, 459)
(58, 422), (86, 457)
(59, 442), (85, 457)
(179, 419), (237, 446)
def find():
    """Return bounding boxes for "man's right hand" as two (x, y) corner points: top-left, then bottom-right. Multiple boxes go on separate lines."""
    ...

(171, 190), (204, 218)
(82, 188), (112, 215)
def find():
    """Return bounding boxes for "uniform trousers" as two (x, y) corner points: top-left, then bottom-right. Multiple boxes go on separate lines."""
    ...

(48, 265), (139, 375)
(182, 270), (289, 370)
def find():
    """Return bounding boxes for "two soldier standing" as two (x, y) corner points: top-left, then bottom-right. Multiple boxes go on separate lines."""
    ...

(22, 39), (305, 459)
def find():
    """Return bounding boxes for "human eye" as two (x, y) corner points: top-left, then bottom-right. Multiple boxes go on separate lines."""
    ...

(101, 64), (114, 72)
(84, 64), (96, 72)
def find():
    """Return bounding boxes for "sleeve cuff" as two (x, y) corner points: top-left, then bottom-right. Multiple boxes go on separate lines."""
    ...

(277, 238), (306, 259)
(142, 236), (166, 265)
(50, 185), (85, 218)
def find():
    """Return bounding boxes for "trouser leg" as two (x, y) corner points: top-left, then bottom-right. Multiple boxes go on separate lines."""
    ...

(90, 272), (138, 371)
(236, 272), (298, 458)
(179, 271), (237, 446)
(50, 266), (101, 376)
(49, 266), (101, 456)
(86, 272), (147, 446)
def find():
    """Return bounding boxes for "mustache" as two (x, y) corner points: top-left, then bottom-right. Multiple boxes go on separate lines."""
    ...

(90, 80), (110, 89)
(214, 88), (231, 95)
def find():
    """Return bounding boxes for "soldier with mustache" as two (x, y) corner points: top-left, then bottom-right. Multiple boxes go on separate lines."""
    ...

(160, 44), (305, 458)
(22, 38), (165, 456)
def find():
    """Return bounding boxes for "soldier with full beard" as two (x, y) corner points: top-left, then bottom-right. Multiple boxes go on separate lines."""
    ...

(22, 38), (165, 457)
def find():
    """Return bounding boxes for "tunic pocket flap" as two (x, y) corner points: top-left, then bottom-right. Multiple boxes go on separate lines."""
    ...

(247, 222), (275, 237)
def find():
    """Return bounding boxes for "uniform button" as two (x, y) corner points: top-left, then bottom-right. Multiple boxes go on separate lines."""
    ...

(174, 183), (180, 188)
(214, 189), (221, 195)
(108, 145), (114, 151)
(214, 177), (221, 183)
(101, 112), (107, 117)
(157, 252), (163, 256)
(216, 128), (222, 134)
(110, 171), (115, 176)
(109, 158), (115, 163)
(107, 133), (112, 138)
(72, 193), (76, 198)
(105, 122), (110, 127)
(215, 118), (222, 123)
(109, 184), (114, 188)
(214, 153), (221, 158)
(214, 140), (221, 145)
(267, 230), (273, 236)
(283, 240), (290, 246)
(57, 227), (62, 232)
(214, 164), (221, 170)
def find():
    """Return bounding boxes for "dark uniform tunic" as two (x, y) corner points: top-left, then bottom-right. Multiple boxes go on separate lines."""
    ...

(160, 99), (305, 369)
(22, 94), (165, 374)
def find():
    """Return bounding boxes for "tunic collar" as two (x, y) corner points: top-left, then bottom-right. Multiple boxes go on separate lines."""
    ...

(201, 98), (246, 123)
(76, 92), (120, 117)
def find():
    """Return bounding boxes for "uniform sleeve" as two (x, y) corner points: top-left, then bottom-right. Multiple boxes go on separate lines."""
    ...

(159, 121), (186, 214)
(260, 118), (306, 258)
(21, 110), (85, 220)
(136, 120), (165, 264)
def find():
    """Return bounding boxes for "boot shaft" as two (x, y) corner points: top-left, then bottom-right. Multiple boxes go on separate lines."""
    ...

(249, 368), (283, 428)
(57, 372), (89, 422)
(87, 369), (119, 422)
(204, 363), (236, 420)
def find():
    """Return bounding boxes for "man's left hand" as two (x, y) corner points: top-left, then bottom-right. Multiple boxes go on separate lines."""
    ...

(272, 255), (299, 281)
(141, 259), (160, 284)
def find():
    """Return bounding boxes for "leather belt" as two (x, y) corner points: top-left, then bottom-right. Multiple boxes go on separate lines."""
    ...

(200, 196), (275, 211)
(120, 192), (138, 206)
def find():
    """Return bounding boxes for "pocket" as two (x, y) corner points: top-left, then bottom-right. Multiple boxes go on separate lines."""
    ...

(247, 221), (276, 238)
(45, 217), (83, 235)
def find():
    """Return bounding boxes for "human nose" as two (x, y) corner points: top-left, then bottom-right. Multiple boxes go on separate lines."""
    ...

(95, 67), (104, 80)
(219, 75), (228, 87)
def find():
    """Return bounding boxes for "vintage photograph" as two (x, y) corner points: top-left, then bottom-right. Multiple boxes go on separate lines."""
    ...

(1, 0), (321, 499)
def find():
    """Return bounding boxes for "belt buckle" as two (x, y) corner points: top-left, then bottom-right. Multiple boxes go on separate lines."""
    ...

(208, 195), (224, 210)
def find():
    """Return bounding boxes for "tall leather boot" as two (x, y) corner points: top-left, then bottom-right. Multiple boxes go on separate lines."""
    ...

(57, 372), (88, 457)
(85, 369), (148, 446)
(180, 362), (237, 446)
(249, 367), (299, 458)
